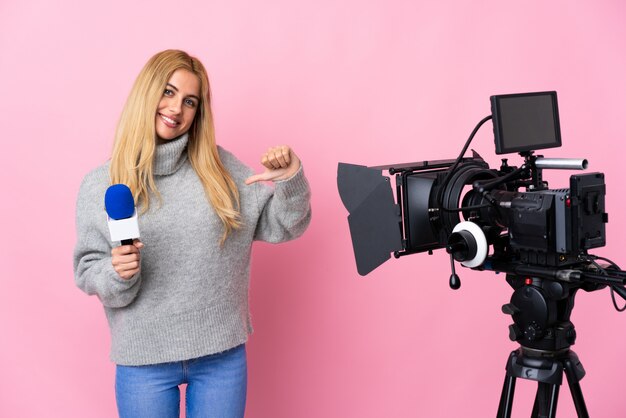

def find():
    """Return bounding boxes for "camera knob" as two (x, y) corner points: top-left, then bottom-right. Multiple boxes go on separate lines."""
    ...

(508, 324), (523, 341)
(525, 322), (544, 341)
(502, 303), (520, 316)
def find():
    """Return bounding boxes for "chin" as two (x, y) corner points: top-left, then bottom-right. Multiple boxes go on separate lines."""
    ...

(157, 133), (177, 141)
(156, 125), (181, 141)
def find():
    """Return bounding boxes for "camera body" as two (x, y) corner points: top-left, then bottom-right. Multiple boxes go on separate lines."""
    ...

(399, 157), (607, 269)
(485, 173), (606, 266)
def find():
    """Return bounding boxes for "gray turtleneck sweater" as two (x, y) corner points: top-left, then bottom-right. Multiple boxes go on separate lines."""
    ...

(73, 134), (311, 366)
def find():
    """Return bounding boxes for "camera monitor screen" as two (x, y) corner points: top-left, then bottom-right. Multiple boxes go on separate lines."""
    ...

(491, 91), (561, 155)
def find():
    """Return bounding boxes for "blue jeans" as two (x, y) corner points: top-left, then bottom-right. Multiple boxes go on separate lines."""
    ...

(115, 344), (247, 418)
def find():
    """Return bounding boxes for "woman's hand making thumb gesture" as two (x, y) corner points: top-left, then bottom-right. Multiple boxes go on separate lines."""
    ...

(245, 145), (301, 185)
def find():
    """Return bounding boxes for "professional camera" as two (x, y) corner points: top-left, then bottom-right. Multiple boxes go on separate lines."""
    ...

(337, 92), (626, 417)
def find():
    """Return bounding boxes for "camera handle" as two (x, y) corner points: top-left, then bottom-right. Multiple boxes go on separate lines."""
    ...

(448, 253), (461, 289)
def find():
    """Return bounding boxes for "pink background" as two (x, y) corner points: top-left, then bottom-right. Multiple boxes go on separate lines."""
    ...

(1, 1), (625, 417)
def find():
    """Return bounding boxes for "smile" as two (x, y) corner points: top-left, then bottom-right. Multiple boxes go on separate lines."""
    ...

(159, 114), (179, 128)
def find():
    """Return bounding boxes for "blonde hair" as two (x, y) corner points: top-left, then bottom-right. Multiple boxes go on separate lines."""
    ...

(110, 49), (241, 241)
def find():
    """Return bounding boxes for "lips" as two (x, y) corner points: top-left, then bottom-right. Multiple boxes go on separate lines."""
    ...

(159, 113), (179, 128)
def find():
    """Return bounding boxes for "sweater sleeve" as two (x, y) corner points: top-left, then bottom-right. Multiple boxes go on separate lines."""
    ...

(253, 165), (312, 243)
(73, 170), (142, 308)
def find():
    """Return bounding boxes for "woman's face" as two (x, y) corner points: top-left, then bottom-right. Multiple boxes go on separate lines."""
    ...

(155, 69), (201, 141)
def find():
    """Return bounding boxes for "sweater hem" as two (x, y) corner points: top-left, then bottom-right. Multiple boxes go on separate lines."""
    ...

(109, 302), (253, 366)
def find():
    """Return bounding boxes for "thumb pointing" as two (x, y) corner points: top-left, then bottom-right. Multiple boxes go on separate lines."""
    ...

(245, 172), (267, 185)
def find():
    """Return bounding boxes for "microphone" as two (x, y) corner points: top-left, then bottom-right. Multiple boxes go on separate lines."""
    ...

(104, 184), (140, 245)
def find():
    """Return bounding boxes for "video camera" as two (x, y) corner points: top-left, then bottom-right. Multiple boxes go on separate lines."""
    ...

(338, 91), (620, 287)
(337, 91), (626, 416)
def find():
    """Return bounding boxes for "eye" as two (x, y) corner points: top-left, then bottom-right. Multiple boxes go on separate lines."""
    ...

(164, 89), (174, 96)
(185, 98), (197, 107)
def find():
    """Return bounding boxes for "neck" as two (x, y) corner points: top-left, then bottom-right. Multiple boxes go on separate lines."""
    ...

(153, 133), (190, 176)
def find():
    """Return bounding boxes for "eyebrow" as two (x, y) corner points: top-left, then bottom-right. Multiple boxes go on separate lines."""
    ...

(166, 83), (200, 102)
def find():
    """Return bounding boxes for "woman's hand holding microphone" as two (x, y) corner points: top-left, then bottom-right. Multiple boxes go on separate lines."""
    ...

(112, 239), (144, 280)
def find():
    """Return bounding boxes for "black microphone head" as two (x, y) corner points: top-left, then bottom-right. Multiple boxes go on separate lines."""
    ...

(105, 184), (135, 220)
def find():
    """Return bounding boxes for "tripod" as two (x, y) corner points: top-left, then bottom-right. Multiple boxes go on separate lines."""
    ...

(496, 347), (587, 418)
(495, 274), (593, 418)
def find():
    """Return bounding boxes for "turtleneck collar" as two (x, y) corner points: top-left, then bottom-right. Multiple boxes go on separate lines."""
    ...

(153, 133), (189, 176)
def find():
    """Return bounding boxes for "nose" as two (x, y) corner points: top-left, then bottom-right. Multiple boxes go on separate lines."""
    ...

(168, 99), (182, 114)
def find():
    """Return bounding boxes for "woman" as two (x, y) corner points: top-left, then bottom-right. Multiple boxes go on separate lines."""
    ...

(73, 49), (311, 417)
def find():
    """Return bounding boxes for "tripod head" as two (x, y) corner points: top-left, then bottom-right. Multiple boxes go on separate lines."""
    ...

(503, 274), (580, 352)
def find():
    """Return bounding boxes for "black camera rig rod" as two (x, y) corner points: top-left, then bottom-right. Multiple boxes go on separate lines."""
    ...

(484, 259), (626, 287)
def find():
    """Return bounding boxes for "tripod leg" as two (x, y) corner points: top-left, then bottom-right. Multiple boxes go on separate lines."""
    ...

(496, 375), (516, 418)
(563, 358), (589, 418)
(531, 382), (559, 418)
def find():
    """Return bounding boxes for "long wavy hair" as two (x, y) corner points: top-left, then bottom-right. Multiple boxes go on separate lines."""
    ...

(110, 49), (241, 242)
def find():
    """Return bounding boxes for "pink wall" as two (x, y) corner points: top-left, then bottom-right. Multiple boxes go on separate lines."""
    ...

(1, 0), (626, 416)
